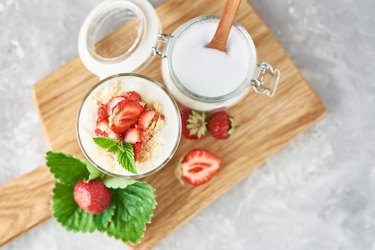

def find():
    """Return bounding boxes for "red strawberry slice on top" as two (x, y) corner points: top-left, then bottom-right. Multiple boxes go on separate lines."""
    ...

(106, 96), (126, 115)
(178, 149), (221, 186)
(109, 100), (144, 134)
(96, 104), (108, 124)
(132, 142), (143, 161)
(138, 110), (157, 130)
(124, 127), (142, 144)
(95, 120), (121, 139)
(123, 91), (142, 101)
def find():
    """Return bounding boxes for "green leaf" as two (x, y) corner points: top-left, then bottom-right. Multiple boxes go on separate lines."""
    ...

(116, 142), (137, 174)
(85, 161), (102, 181)
(106, 182), (156, 243)
(52, 183), (96, 232)
(93, 201), (116, 231)
(93, 137), (120, 150)
(107, 145), (119, 153)
(104, 177), (136, 189)
(46, 152), (90, 185)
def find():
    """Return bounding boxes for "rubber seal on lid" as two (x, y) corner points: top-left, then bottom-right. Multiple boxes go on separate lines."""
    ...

(78, 0), (161, 79)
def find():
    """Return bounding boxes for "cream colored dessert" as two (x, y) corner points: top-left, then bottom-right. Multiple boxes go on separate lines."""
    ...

(77, 75), (181, 177)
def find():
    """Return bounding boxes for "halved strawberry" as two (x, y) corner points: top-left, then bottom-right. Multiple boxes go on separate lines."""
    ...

(109, 100), (144, 134)
(124, 127), (142, 143)
(138, 110), (157, 130)
(123, 91), (142, 101)
(106, 96), (126, 115)
(132, 142), (143, 161)
(177, 149), (221, 186)
(96, 104), (108, 124)
(95, 121), (120, 139)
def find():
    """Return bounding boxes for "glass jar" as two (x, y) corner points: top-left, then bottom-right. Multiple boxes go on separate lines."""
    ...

(77, 73), (181, 179)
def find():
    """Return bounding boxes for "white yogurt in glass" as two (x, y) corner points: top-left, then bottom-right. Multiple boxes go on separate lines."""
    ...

(77, 74), (181, 178)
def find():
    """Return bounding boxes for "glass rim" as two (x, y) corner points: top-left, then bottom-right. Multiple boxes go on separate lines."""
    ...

(165, 15), (257, 103)
(76, 73), (182, 179)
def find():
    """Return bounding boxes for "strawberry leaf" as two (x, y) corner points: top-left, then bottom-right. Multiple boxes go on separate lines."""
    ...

(93, 201), (116, 231)
(85, 161), (102, 181)
(104, 177), (136, 189)
(106, 182), (156, 243)
(52, 183), (96, 232)
(46, 152), (90, 185)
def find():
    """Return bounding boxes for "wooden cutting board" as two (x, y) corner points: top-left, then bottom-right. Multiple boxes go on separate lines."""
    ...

(0, 0), (326, 249)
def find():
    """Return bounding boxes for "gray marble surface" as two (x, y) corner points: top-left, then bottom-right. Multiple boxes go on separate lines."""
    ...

(1, 0), (375, 249)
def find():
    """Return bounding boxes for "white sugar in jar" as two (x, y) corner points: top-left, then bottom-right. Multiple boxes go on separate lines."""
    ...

(162, 16), (258, 111)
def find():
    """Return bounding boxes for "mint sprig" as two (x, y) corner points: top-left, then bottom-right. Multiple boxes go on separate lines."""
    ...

(46, 152), (156, 243)
(93, 137), (137, 174)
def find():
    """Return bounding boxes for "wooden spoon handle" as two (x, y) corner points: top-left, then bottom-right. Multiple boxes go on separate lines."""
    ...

(206, 0), (241, 52)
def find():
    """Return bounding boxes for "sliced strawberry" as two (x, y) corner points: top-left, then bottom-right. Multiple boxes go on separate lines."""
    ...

(95, 121), (120, 139)
(138, 110), (157, 130)
(178, 149), (221, 186)
(132, 142), (143, 161)
(106, 96), (126, 115)
(109, 100), (144, 134)
(124, 127), (142, 143)
(96, 104), (108, 124)
(123, 91), (142, 101)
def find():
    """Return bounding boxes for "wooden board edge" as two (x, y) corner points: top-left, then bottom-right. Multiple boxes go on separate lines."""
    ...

(31, 85), (52, 150)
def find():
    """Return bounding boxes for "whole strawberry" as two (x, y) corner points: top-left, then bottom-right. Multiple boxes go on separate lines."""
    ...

(73, 180), (111, 214)
(181, 109), (206, 140)
(207, 111), (236, 139)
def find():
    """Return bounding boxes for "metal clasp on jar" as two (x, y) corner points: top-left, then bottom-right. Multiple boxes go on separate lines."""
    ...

(251, 62), (281, 97)
(152, 33), (173, 58)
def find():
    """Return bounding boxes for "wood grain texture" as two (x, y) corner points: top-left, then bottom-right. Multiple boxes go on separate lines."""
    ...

(0, 0), (326, 249)
(0, 166), (54, 246)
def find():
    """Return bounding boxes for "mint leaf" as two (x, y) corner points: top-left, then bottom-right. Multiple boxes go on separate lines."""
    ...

(46, 152), (90, 185)
(107, 145), (119, 153)
(104, 177), (136, 189)
(117, 142), (136, 174)
(106, 182), (156, 243)
(52, 183), (96, 232)
(93, 202), (115, 231)
(93, 137), (120, 149)
(85, 161), (102, 181)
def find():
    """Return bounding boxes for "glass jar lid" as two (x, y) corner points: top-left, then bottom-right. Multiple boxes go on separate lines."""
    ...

(78, 0), (161, 79)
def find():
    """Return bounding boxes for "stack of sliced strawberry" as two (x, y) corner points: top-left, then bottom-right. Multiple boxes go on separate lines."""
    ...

(95, 91), (162, 161)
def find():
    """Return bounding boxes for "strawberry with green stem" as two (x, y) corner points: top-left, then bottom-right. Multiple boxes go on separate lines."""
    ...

(207, 111), (236, 139)
(181, 109), (207, 140)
